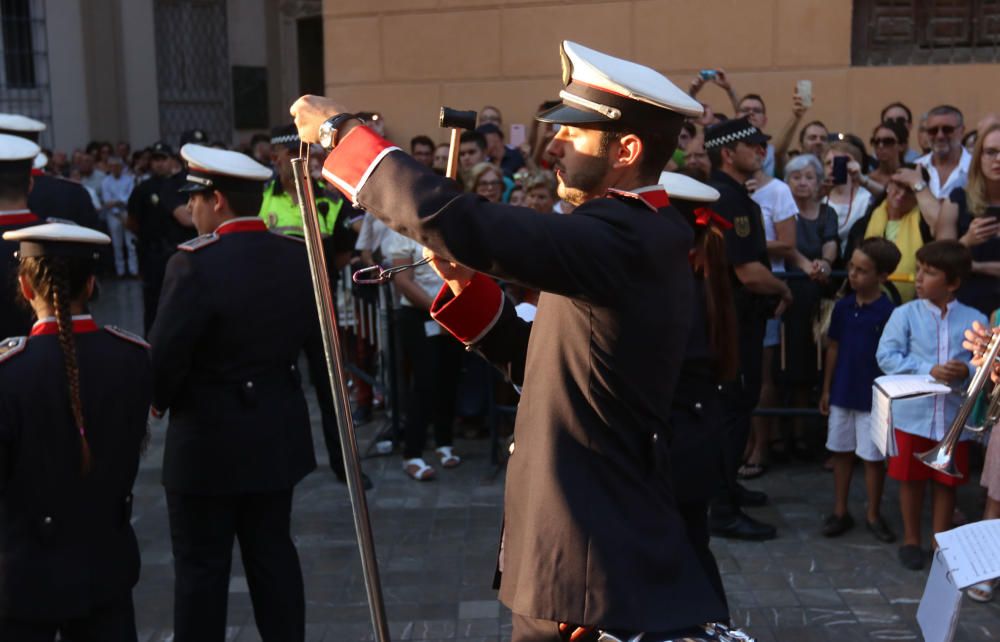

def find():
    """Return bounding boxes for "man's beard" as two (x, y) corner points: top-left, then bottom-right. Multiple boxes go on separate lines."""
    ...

(556, 152), (611, 206)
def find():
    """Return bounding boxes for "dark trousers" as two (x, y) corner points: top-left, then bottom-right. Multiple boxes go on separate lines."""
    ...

(304, 345), (346, 477)
(166, 489), (305, 642)
(397, 306), (463, 459)
(711, 315), (765, 517)
(511, 613), (705, 642)
(676, 500), (728, 613)
(0, 593), (137, 642)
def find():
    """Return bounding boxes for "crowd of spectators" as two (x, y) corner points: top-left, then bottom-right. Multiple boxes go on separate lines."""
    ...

(29, 76), (1000, 596)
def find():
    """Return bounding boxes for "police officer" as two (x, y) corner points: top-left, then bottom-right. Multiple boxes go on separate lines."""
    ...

(126, 141), (196, 332)
(704, 118), (792, 541)
(293, 41), (729, 641)
(0, 222), (150, 641)
(0, 134), (46, 340)
(0, 113), (100, 230)
(149, 144), (317, 641)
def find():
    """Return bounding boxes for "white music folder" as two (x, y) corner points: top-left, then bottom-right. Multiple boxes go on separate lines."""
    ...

(917, 519), (1000, 642)
(871, 375), (952, 456)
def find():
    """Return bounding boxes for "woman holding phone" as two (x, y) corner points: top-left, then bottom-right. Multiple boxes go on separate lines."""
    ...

(936, 123), (1000, 315)
(821, 141), (873, 257)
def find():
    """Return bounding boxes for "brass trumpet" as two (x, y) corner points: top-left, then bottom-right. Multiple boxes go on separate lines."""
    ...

(915, 330), (1000, 478)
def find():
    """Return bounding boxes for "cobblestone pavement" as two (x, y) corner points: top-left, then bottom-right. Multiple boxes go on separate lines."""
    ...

(93, 280), (1000, 641)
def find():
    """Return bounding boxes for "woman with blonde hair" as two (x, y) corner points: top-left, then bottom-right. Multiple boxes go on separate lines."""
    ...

(936, 122), (1000, 315)
(465, 161), (504, 204)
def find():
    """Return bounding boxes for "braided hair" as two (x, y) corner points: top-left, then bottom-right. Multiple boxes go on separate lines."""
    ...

(18, 255), (95, 473)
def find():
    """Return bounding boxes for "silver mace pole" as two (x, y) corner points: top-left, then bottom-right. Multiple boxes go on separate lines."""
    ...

(291, 149), (391, 642)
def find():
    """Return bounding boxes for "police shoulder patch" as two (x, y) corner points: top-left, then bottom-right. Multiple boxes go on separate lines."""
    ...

(178, 233), (220, 252)
(734, 215), (751, 238)
(104, 326), (151, 349)
(0, 337), (27, 364)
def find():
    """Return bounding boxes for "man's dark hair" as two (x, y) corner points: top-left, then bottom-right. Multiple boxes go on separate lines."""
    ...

(601, 124), (680, 183)
(916, 240), (972, 284)
(706, 142), (739, 170)
(738, 93), (766, 114)
(926, 104), (964, 127)
(681, 121), (696, 138)
(0, 160), (32, 201)
(202, 188), (263, 217)
(460, 131), (487, 151)
(798, 120), (827, 146)
(880, 101), (913, 125)
(410, 135), (435, 153)
(857, 237), (902, 276)
(475, 123), (503, 138)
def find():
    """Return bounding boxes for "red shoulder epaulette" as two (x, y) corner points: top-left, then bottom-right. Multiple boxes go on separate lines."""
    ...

(0, 336), (27, 364)
(178, 233), (220, 253)
(103, 326), (150, 349)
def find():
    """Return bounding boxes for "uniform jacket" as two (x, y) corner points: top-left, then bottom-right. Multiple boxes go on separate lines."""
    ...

(149, 218), (318, 494)
(0, 210), (42, 340)
(27, 174), (100, 230)
(321, 127), (728, 630)
(0, 318), (150, 620)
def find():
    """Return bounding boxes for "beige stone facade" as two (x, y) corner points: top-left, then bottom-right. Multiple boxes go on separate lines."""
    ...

(321, 0), (1000, 148)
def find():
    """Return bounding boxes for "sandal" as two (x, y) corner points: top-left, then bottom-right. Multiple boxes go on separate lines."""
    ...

(737, 461), (766, 480)
(967, 580), (995, 603)
(435, 446), (462, 469)
(403, 457), (436, 481)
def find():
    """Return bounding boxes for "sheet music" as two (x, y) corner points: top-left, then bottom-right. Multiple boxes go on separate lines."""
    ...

(874, 374), (952, 399)
(870, 386), (896, 456)
(935, 519), (1000, 589)
(917, 551), (963, 642)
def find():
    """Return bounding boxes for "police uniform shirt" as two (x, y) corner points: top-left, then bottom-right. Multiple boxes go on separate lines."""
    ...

(320, 126), (728, 631)
(0, 320), (151, 621)
(708, 169), (769, 316)
(149, 219), (318, 494)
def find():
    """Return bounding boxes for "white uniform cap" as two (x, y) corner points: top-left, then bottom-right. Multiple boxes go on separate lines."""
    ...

(4, 222), (110, 258)
(538, 41), (703, 130)
(179, 143), (272, 193)
(659, 171), (720, 203)
(33, 152), (47, 170)
(0, 134), (41, 162)
(0, 113), (46, 133)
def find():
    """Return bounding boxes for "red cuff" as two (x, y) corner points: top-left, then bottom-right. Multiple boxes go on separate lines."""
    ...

(321, 125), (401, 204)
(430, 274), (505, 345)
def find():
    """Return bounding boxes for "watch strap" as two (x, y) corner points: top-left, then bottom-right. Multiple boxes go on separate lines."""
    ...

(320, 112), (358, 150)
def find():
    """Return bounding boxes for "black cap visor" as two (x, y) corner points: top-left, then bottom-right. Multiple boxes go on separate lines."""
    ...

(536, 102), (616, 128)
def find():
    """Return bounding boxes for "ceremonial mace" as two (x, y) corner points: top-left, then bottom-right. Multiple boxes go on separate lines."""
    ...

(291, 144), (391, 642)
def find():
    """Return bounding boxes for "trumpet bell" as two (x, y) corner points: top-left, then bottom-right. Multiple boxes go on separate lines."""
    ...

(915, 442), (964, 479)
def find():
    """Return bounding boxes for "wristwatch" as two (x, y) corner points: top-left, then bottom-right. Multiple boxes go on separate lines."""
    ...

(911, 180), (927, 193)
(318, 113), (359, 151)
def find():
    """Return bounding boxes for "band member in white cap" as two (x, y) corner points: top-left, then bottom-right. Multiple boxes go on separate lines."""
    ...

(0, 222), (150, 641)
(293, 41), (729, 640)
(0, 113), (100, 230)
(0, 133), (46, 339)
(148, 144), (318, 641)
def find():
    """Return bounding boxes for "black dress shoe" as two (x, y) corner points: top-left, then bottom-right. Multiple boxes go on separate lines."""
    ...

(898, 544), (925, 570)
(334, 469), (374, 491)
(866, 516), (897, 543)
(821, 512), (854, 537)
(710, 511), (777, 541)
(734, 482), (768, 507)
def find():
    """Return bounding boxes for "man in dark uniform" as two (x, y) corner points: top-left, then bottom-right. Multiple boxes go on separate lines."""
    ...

(293, 41), (729, 641)
(704, 118), (792, 541)
(126, 142), (195, 333)
(149, 144), (316, 641)
(0, 114), (100, 230)
(0, 134), (45, 340)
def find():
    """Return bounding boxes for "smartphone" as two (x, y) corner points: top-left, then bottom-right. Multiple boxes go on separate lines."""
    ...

(699, 69), (717, 81)
(796, 80), (813, 108)
(986, 206), (1000, 222)
(509, 123), (526, 149)
(832, 156), (849, 185)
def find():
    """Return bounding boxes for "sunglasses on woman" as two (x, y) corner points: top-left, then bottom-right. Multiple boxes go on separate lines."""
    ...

(871, 137), (898, 147)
